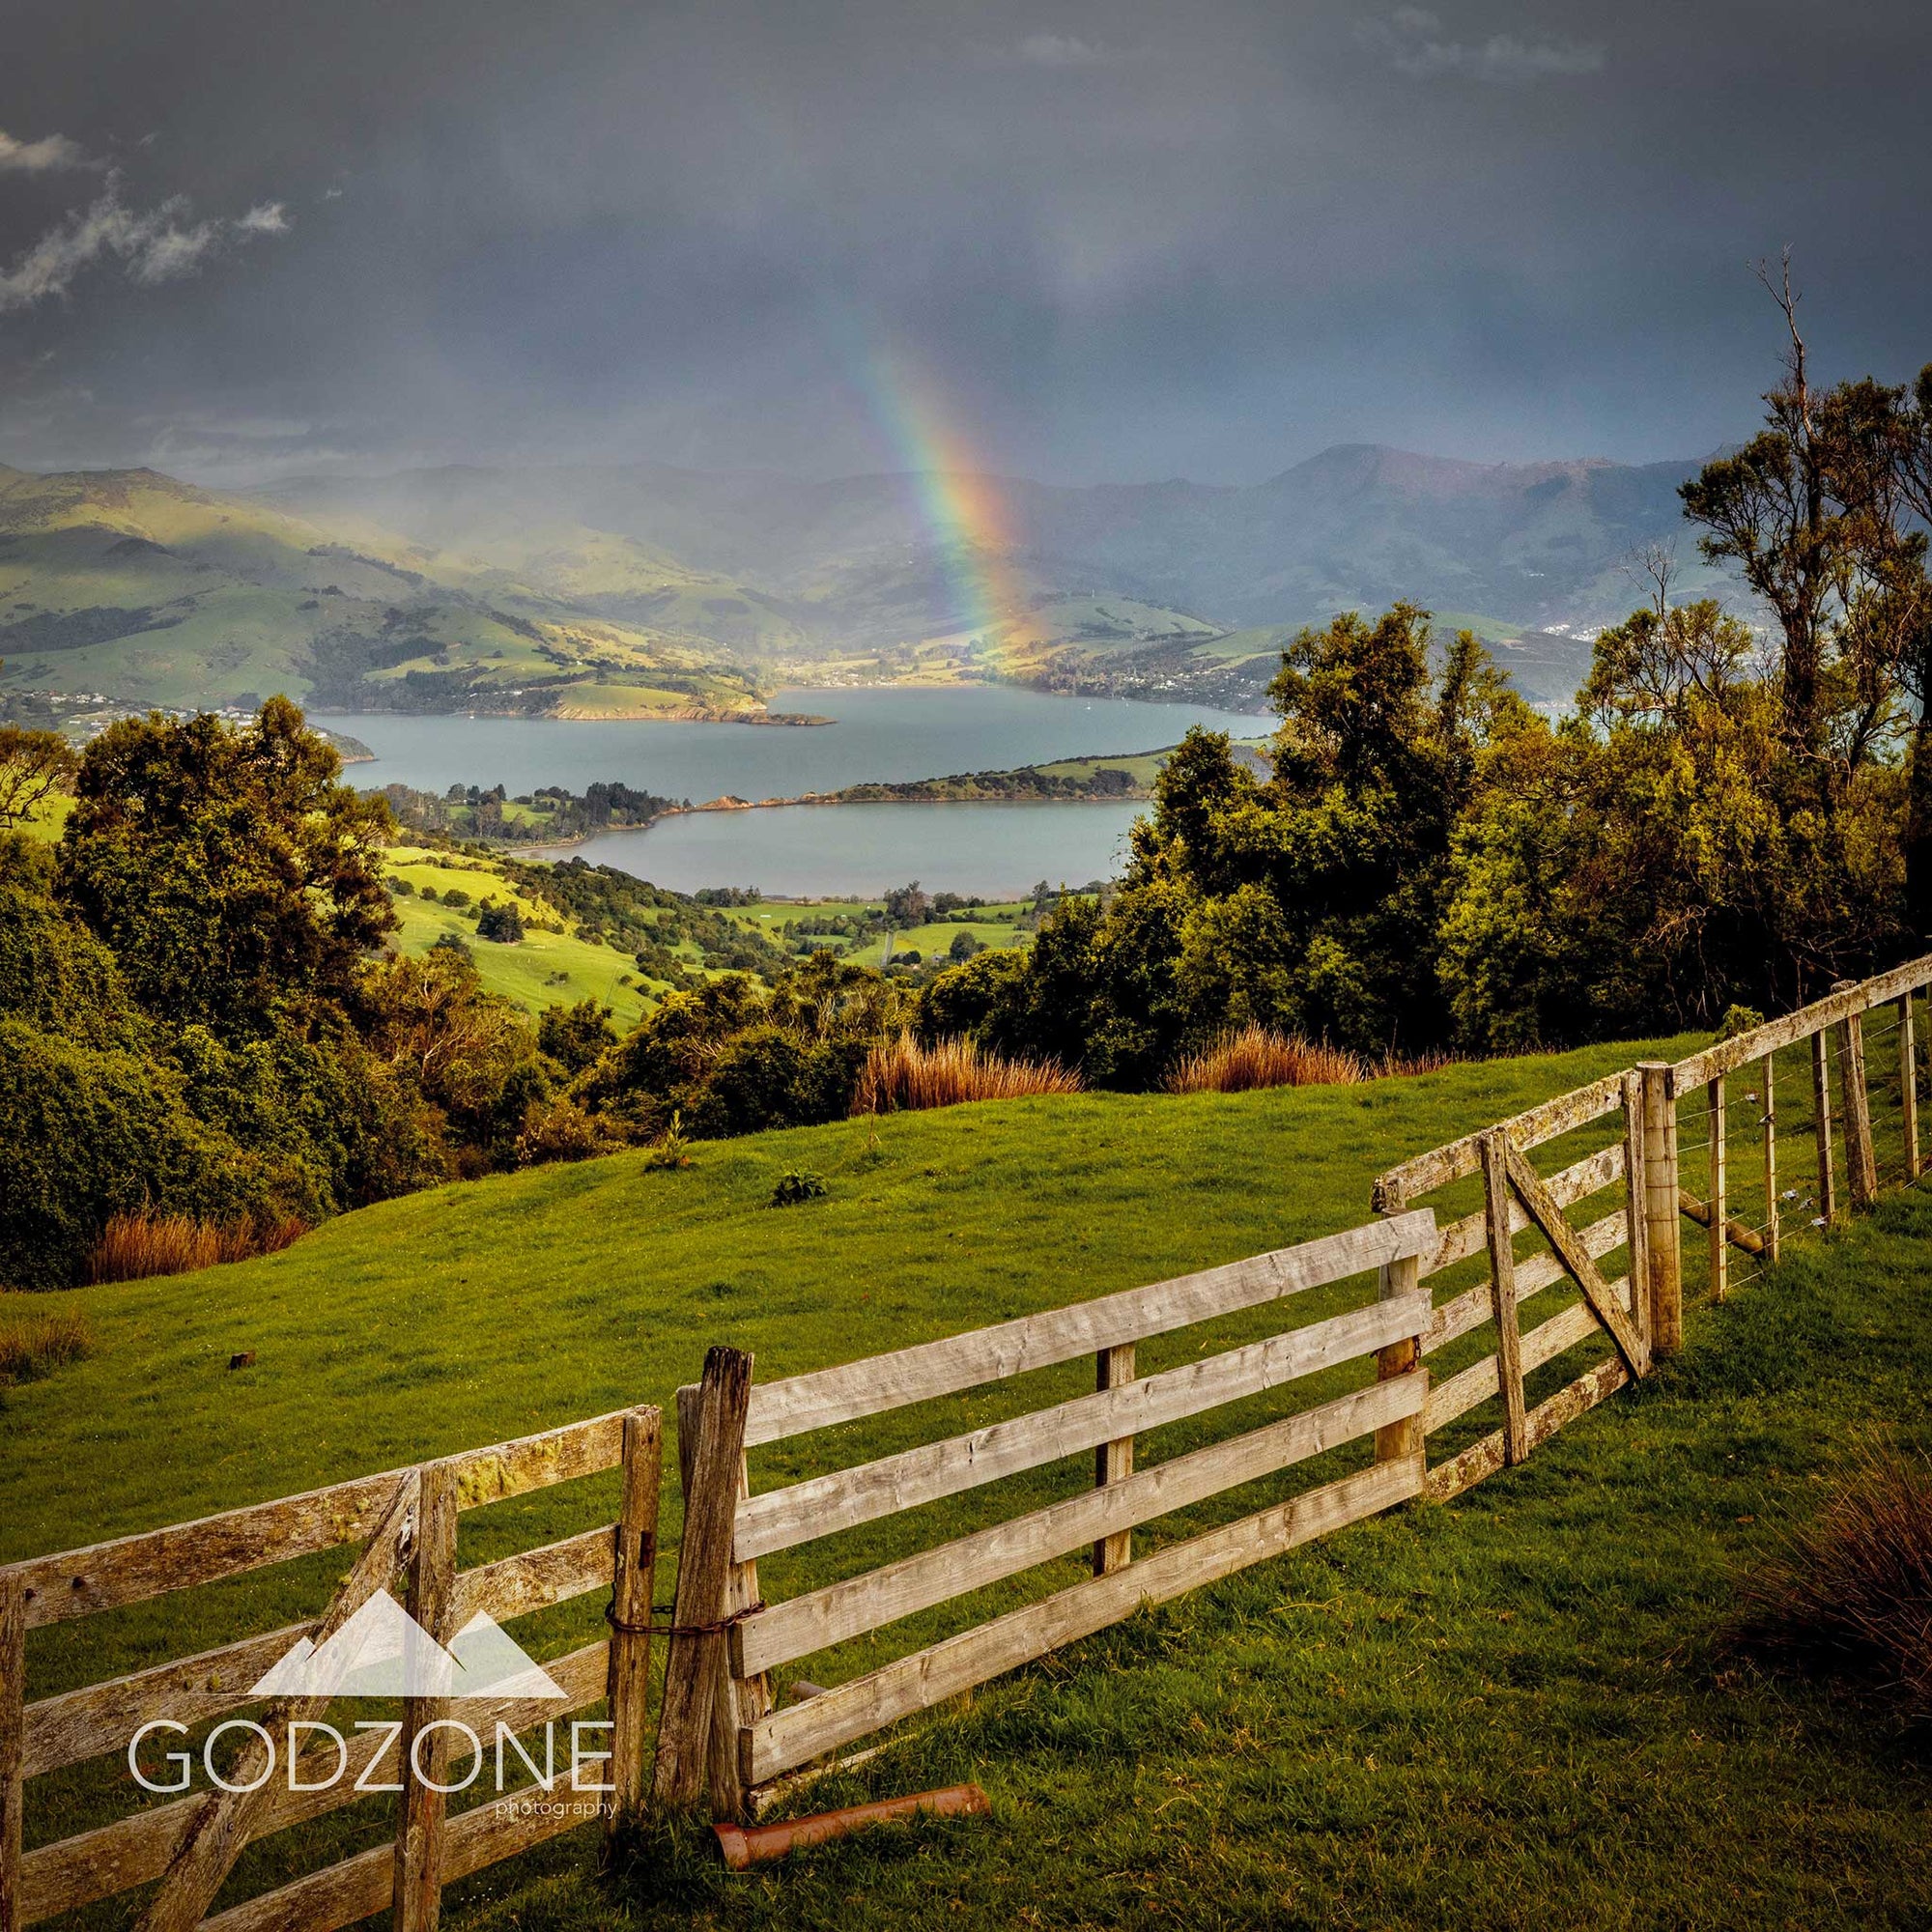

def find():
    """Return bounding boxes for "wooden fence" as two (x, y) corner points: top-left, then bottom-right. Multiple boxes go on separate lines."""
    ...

(653, 1212), (1441, 1819)
(1370, 955), (1932, 1502)
(6, 952), (1931, 1923)
(0, 1407), (663, 1932)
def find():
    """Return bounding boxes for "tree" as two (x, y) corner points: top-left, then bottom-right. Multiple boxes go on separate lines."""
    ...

(0, 725), (78, 829)
(883, 881), (930, 928)
(1680, 257), (1842, 755)
(476, 901), (525, 942)
(538, 998), (618, 1074)
(58, 698), (396, 1032)
(1680, 257), (1927, 789)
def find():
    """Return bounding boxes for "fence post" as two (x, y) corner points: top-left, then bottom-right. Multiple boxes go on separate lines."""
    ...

(1898, 994), (1920, 1182)
(1833, 985), (1878, 1210)
(394, 1459), (458, 1932)
(1707, 1073), (1727, 1303)
(1812, 1028), (1837, 1225)
(653, 1348), (753, 1811)
(1479, 1132), (1528, 1463)
(1621, 1071), (1651, 1345)
(1374, 1178), (1427, 1473)
(606, 1406), (662, 1844)
(1, 1568), (23, 1932)
(1760, 1052), (1780, 1264)
(1638, 1064), (1683, 1356)
(708, 1447), (771, 1825)
(1093, 1343), (1137, 1577)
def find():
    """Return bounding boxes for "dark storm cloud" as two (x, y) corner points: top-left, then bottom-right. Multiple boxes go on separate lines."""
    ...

(1, 0), (1928, 485)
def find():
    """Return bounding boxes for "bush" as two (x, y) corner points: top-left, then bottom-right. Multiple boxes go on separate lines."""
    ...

(87, 1210), (306, 1284)
(477, 903), (525, 943)
(387, 876), (414, 896)
(0, 1018), (252, 1289)
(769, 1169), (829, 1207)
(515, 1096), (618, 1167)
(440, 887), (472, 909)
(1730, 1445), (1932, 1715)
(418, 884), (440, 902)
(1164, 1025), (1368, 1094)
(852, 1035), (1082, 1115)
(538, 999), (618, 1075)
(643, 1110), (693, 1170)
(0, 1305), (91, 1383)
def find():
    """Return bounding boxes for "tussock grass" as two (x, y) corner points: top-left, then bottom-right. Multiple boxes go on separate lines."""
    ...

(853, 1035), (1082, 1115)
(1731, 1443), (1932, 1713)
(86, 1210), (307, 1285)
(0, 1306), (92, 1384)
(1166, 1024), (1452, 1093)
(1165, 1024), (1367, 1092)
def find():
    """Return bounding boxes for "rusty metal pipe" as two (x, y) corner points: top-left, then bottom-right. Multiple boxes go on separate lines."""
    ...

(714, 1784), (989, 1869)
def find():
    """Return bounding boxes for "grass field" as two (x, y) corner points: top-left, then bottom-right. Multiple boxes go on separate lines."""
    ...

(712, 898), (1035, 970)
(9, 1035), (1932, 1927)
(385, 895), (654, 1026)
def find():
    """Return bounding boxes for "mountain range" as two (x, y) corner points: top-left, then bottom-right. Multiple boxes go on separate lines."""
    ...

(0, 444), (1729, 722)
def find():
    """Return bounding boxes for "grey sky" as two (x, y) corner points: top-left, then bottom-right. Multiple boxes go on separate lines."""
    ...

(0, 0), (1926, 486)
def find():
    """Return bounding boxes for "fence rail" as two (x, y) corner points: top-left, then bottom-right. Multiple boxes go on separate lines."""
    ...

(6, 954), (1931, 1923)
(0, 1412), (662, 1932)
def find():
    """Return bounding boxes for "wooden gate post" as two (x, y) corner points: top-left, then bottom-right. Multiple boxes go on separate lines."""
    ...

(1373, 1178), (1427, 1472)
(1621, 1071), (1651, 1344)
(1638, 1065), (1683, 1356)
(1899, 994), (1920, 1182)
(394, 1459), (458, 1932)
(1760, 1053), (1780, 1264)
(1, 1568), (23, 1932)
(1833, 986), (1878, 1210)
(1093, 1343), (1137, 1577)
(1812, 1028), (1837, 1225)
(606, 1406), (662, 1842)
(1478, 1133), (1528, 1463)
(1706, 1073), (1728, 1303)
(653, 1348), (753, 1811)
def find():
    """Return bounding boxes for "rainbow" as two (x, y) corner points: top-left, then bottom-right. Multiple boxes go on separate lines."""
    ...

(858, 351), (1032, 650)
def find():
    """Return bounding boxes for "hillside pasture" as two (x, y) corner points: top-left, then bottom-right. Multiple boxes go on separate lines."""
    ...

(9, 1037), (1932, 1928)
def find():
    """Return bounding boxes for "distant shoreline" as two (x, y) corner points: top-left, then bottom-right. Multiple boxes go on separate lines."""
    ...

(512, 789), (1148, 856)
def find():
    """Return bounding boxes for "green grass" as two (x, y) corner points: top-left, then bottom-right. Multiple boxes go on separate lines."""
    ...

(12, 1033), (1932, 1928)
(387, 895), (653, 1026)
(711, 899), (1035, 970)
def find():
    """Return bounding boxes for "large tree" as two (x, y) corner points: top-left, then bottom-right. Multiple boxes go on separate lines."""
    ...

(57, 696), (396, 1032)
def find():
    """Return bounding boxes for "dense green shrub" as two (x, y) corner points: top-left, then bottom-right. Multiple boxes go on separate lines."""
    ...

(0, 1019), (258, 1289)
(538, 1000), (618, 1074)
(769, 1170), (829, 1207)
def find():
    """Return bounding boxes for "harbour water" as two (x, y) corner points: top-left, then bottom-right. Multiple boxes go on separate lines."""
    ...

(321, 685), (1263, 896)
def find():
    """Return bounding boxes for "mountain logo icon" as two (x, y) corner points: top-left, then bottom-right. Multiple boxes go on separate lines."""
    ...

(249, 1593), (570, 1700)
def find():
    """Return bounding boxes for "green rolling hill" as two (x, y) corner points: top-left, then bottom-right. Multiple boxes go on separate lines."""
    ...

(0, 466), (768, 719)
(2, 443), (1736, 719)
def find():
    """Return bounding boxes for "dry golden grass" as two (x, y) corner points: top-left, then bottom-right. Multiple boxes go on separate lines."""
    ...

(1164, 1025), (1453, 1094)
(86, 1211), (307, 1286)
(1731, 1444), (1932, 1715)
(0, 1305), (92, 1383)
(853, 1035), (1083, 1115)
(1165, 1025), (1367, 1093)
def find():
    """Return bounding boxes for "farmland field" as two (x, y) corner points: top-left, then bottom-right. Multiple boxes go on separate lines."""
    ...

(10, 1035), (1932, 1926)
